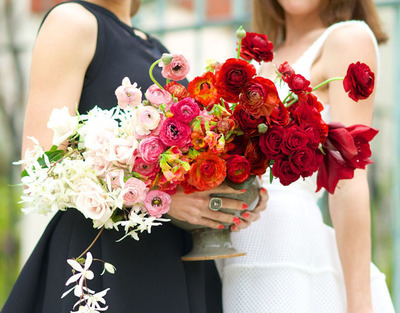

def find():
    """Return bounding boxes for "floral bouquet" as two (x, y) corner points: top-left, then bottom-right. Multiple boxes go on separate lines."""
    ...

(16, 26), (377, 312)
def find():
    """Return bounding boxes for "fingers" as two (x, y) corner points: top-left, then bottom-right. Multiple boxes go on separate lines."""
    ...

(207, 184), (246, 195)
(253, 187), (269, 213)
(219, 197), (248, 211)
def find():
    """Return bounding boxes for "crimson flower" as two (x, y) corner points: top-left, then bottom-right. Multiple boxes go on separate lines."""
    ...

(240, 32), (274, 63)
(187, 71), (220, 109)
(225, 155), (251, 184)
(343, 62), (375, 102)
(165, 81), (189, 101)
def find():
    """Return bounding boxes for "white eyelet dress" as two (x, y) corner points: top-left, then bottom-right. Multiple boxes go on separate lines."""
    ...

(217, 21), (396, 313)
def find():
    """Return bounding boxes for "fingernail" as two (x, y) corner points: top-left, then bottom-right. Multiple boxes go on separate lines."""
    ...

(218, 224), (224, 229)
(240, 189), (247, 192)
(231, 225), (237, 231)
(242, 203), (248, 210)
(261, 187), (267, 193)
(233, 217), (241, 225)
(242, 212), (249, 219)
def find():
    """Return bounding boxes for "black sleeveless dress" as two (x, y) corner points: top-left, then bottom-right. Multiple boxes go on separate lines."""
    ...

(2, 2), (222, 312)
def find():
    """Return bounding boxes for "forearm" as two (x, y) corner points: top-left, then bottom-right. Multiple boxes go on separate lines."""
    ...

(329, 169), (372, 312)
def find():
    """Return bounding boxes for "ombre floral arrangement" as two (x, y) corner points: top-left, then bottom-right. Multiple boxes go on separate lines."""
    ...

(16, 26), (377, 312)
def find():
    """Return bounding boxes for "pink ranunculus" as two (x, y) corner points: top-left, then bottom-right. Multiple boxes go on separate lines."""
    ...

(161, 53), (190, 81)
(123, 177), (148, 207)
(115, 77), (142, 109)
(170, 97), (200, 123)
(144, 190), (171, 218)
(145, 84), (173, 106)
(138, 136), (166, 163)
(105, 168), (125, 190)
(132, 157), (160, 179)
(75, 179), (113, 226)
(159, 117), (192, 149)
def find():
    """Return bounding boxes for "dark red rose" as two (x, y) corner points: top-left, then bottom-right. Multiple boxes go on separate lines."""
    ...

(214, 58), (256, 103)
(233, 105), (266, 136)
(282, 126), (309, 154)
(239, 76), (280, 119)
(316, 122), (378, 193)
(164, 81), (189, 101)
(277, 61), (294, 78)
(240, 32), (274, 63)
(343, 62), (375, 102)
(285, 73), (312, 94)
(272, 157), (300, 186)
(245, 139), (269, 175)
(225, 155), (251, 184)
(269, 101), (290, 127)
(227, 135), (250, 155)
(289, 148), (323, 177)
(259, 127), (285, 159)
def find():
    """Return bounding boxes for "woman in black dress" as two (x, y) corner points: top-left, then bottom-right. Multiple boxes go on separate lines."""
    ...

(2, 1), (268, 312)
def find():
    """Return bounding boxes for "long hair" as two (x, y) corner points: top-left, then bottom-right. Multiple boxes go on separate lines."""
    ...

(130, 0), (141, 17)
(252, 0), (388, 46)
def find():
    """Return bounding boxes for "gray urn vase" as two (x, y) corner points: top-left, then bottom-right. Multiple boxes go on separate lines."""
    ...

(168, 177), (261, 261)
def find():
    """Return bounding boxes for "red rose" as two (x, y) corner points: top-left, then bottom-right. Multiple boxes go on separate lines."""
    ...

(227, 135), (250, 155)
(269, 101), (290, 127)
(285, 73), (312, 94)
(225, 155), (251, 184)
(282, 126), (309, 154)
(233, 105), (266, 136)
(239, 76), (280, 119)
(272, 157), (300, 186)
(187, 152), (227, 191)
(164, 81), (189, 101)
(215, 58), (256, 103)
(240, 32), (274, 63)
(277, 61), (294, 78)
(316, 122), (378, 193)
(245, 139), (269, 175)
(289, 148), (323, 177)
(259, 127), (285, 159)
(187, 71), (221, 109)
(343, 62), (375, 102)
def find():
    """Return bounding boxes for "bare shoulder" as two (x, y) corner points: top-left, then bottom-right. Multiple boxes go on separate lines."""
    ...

(322, 22), (378, 76)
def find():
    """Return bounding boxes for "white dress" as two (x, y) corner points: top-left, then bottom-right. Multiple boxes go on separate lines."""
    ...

(217, 21), (396, 313)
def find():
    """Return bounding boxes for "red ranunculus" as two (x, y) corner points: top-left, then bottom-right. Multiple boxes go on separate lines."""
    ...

(233, 105), (266, 136)
(316, 122), (378, 193)
(239, 76), (280, 119)
(296, 93), (324, 112)
(343, 62), (375, 102)
(187, 71), (220, 109)
(187, 152), (227, 191)
(272, 157), (300, 186)
(240, 32), (274, 63)
(165, 81), (189, 101)
(226, 155), (251, 184)
(226, 135), (250, 155)
(277, 61), (294, 78)
(289, 148), (323, 177)
(259, 126), (285, 159)
(269, 101), (290, 127)
(159, 117), (192, 149)
(285, 73), (312, 94)
(282, 126), (309, 154)
(245, 139), (269, 175)
(214, 58), (256, 103)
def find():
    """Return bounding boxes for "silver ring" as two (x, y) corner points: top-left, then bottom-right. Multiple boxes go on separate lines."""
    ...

(209, 197), (223, 211)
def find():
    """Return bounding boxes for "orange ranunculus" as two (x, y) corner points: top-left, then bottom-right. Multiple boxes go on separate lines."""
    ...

(191, 132), (206, 149)
(188, 71), (221, 109)
(187, 152), (226, 191)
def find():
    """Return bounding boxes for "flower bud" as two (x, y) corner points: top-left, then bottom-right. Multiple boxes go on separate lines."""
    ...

(258, 123), (268, 134)
(236, 26), (246, 39)
(161, 53), (173, 66)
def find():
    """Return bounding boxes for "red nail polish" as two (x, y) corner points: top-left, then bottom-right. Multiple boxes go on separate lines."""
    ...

(233, 217), (241, 225)
(231, 225), (237, 231)
(242, 212), (249, 219)
(218, 224), (224, 229)
(261, 187), (267, 193)
(240, 189), (247, 192)
(242, 203), (248, 210)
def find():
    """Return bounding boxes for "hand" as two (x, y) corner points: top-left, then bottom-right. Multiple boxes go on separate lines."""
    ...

(231, 187), (269, 232)
(168, 185), (249, 229)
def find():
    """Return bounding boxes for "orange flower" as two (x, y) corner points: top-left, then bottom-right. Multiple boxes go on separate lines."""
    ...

(188, 72), (220, 109)
(191, 132), (206, 149)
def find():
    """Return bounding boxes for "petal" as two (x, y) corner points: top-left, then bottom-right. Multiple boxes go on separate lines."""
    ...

(65, 273), (82, 286)
(67, 259), (84, 272)
(61, 286), (76, 299)
(85, 252), (93, 270)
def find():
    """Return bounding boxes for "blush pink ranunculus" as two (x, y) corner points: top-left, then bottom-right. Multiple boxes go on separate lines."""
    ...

(123, 177), (148, 207)
(115, 77), (142, 109)
(144, 190), (171, 218)
(145, 84), (173, 106)
(161, 53), (190, 81)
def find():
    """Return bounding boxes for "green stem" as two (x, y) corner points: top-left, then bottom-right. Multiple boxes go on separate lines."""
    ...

(282, 91), (293, 105)
(149, 59), (164, 90)
(312, 77), (343, 92)
(237, 38), (242, 59)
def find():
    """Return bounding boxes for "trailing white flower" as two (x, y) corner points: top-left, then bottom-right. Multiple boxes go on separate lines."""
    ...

(47, 107), (79, 146)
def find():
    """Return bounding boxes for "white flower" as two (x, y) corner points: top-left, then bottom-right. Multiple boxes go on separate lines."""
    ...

(47, 107), (79, 146)
(64, 253), (95, 297)
(72, 288), (110, 312)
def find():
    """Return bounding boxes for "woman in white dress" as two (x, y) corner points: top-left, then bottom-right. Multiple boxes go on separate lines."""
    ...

(218, 0), (396, 312)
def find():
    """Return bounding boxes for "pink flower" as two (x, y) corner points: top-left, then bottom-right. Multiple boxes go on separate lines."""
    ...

(170, 97), (200, 123)
(161, 53), (190, 81)
(138, 136), (166, 163)
(131, 105), (161, 139)
(115, 77), (142, 109)
(108, 136), (138, 167)
(83, 152), (112, 177)
(145, 84), (172, 106)
(105, 168), (125, 190)
(144, 190), (171, 218)
(159, 117), (192, 149)
(132, 157), (160, 179)
(123, 177), (148, 207)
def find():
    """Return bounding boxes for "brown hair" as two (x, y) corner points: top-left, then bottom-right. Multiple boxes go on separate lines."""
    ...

(130, 0), (141, 17)
(251, 0), (388, 46)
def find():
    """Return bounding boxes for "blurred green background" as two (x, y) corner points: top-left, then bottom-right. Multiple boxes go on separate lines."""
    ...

(0, 0), (399, 309)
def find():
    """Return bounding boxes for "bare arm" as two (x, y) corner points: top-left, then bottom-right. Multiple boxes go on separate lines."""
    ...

(22, 3), (97, 155)
(322, 24), (378, 313)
